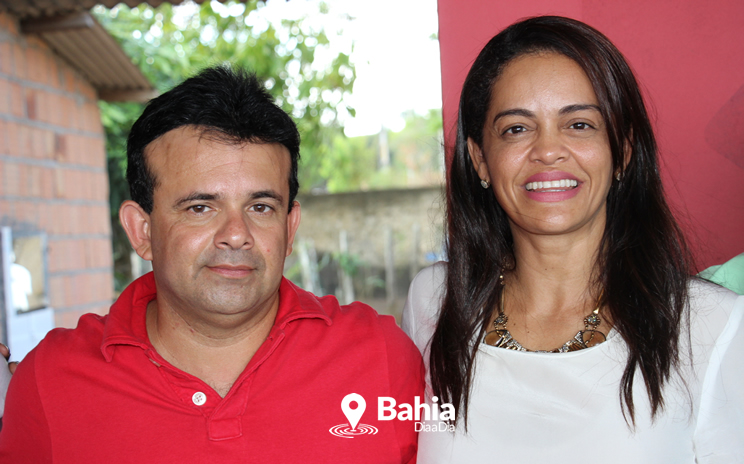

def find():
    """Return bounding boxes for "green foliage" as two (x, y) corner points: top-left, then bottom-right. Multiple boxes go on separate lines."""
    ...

(320, 109), (444, 193)
(94, 2), (354, 191)
(93, 1), (355, 289)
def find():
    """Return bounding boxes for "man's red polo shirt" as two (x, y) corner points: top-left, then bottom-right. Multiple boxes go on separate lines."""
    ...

(0, 273), (425, 463)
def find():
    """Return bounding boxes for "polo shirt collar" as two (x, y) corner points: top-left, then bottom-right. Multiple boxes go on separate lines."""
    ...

(100, 272), (332, 362)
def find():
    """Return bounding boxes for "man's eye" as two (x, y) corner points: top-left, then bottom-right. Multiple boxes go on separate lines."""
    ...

(250, 204), (273, 214)
(188, 205), (211, 214)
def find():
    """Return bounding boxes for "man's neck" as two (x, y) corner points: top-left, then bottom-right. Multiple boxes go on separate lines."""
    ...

(145, 297), (279, 397)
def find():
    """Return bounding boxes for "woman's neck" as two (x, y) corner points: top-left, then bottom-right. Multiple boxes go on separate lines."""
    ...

(495, 222), (609, 350)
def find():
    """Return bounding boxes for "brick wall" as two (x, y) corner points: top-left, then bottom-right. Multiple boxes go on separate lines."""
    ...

(0, 12), (113, 328)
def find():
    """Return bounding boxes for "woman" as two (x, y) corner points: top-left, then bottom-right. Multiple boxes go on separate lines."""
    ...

(403, 16), (744, 462)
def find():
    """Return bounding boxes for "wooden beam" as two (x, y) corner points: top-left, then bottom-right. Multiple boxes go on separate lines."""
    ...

(20, 12), (95, 34)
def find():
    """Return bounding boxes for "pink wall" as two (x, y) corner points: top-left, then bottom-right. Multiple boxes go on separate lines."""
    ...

(437, 0), (744, 270)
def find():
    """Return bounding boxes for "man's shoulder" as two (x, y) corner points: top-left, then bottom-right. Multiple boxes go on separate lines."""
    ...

(30, 312), (108, 364)
(290, 283), (420, 358)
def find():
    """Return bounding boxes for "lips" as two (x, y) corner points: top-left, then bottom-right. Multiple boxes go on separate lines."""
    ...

(525, 179), (578, 192)
(523, 171), (581, 202)
(206, 264), (256, 278)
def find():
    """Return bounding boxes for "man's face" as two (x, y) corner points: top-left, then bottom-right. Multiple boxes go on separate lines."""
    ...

(141, 126), (300, 325)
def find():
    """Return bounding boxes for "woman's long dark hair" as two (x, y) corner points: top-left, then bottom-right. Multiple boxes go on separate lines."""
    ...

(430, 16), (693, 427)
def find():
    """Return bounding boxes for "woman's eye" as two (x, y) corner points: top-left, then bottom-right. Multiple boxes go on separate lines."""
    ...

(503, 125), (526, 135)
(570, 122), (593, 130)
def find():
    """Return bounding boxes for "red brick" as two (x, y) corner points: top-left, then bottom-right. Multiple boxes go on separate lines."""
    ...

(10, 43), (25, 79)
(9, 82), (23, 117)
(0, 77), (8, 113)
(26, 127), (41, 159)
(40, 168), (53, 198)
(76, 79), (97, 102)
(27, 165), (41, 197)
(25, 46), (44, 85)
(46, 92), (62, 126)
(49, 275), (66, 307)
(53, 166), (65, 198)
(0, 119), (6, 155)
(4, 162), (19, 195)
(0, 161), (3, 196)
(0, 42), (11, 75)
(80, 101), (102, 133)
(24, 87), (37, 120)
(97, 171), (110, 201)
(0, 13), (19, 36)
(47, 241), (60, 273)
(61, 68), (76, 93)
(0, 200), (9, 215)
(38, 202), (55, 232)
(40, 129), (54, 159)
(54, 133), (67, 162)
(58, 94), (77, 129)
(4, 121), (20, 157)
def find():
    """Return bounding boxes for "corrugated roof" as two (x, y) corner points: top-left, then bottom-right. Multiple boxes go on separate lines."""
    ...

(0, 1), (213, 20)
(0, 1), (248, 102)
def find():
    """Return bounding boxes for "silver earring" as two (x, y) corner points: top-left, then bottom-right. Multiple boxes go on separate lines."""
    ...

(480, 179), (490, 189)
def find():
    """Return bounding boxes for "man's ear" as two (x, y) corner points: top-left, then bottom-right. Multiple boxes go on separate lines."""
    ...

(467, 138), (490, 183)
(119, 201), (153, 261)
(285, 201), (301, 257)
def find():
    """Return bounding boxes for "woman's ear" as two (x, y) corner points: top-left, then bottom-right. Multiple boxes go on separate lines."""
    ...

(623, 132), (633, 169)
(467, 138), (490, 183)
(119, 201), (153, 261)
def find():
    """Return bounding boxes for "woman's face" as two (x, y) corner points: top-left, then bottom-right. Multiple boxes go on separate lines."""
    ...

(469, 52), (615, 239)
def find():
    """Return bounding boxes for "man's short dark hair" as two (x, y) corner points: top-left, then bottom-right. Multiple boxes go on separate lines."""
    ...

(126, 65), (301, 213)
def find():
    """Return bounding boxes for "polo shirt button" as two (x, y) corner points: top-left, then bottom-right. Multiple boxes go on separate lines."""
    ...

(192, 391), (207, 406)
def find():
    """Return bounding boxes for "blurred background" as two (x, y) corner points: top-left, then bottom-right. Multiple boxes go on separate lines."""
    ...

(1, 0), (743, 360)
(0, 0), (446, 359)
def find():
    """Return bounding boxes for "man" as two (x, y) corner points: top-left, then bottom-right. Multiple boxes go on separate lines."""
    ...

(0, 66), (424, 462)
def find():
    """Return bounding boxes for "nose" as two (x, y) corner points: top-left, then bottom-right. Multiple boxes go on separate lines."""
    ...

(529, 128), (567, 165)
(214, 208), (253, 250)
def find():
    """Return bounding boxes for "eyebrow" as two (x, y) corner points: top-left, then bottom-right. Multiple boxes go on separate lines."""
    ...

(174, 192), (220, 209)
(492, 104), (602, 124)
(173, 190), (286, 209)
(559, 104), (602, 115)
(249, 190), (285, 205)
(492, 108), (535, 124)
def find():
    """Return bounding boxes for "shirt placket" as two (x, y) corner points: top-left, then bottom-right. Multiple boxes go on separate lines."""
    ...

(145, 331), (287, 441)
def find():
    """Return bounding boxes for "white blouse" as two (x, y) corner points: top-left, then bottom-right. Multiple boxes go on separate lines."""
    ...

(402, 262), (744, 464)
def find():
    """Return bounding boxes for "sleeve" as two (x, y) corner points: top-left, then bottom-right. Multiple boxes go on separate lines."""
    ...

(380, 317), (425, 464)
(693, 293), (744, 463)
(402, 263), (445, 355)
(0, 348), (53, 463)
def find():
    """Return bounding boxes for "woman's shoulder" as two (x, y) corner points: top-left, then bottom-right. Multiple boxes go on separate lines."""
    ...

(401, 261), (448, 354)
(410, 261), (448, 298)
(687, 277), (744, 346)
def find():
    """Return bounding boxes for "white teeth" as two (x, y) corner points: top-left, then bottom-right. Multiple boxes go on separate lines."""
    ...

(525, 179), (578, 191)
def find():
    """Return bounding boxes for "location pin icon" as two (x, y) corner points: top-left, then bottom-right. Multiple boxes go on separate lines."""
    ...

(341, 393), (366, 431)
